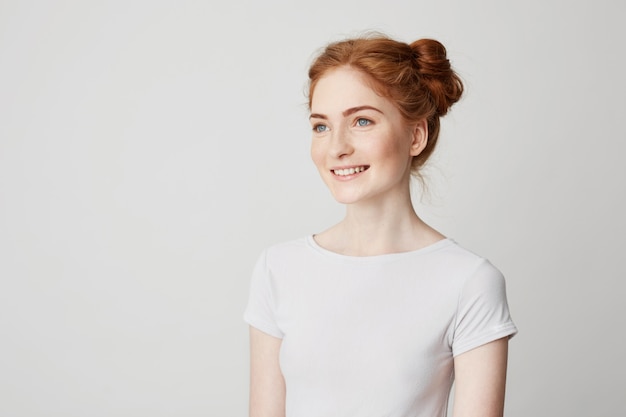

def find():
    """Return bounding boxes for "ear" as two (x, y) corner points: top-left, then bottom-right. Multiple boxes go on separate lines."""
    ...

(409, 119), (428, 156)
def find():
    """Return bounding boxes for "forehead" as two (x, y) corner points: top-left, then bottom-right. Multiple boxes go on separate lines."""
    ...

(311, 67), (391, 113)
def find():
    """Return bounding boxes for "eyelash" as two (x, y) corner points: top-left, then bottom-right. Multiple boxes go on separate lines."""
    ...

(312, 124), (328, 133)
(311, 117), (373, 133)
(355, 118), (372, 127)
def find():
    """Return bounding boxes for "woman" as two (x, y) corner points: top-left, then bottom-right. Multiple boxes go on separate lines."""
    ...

(244, 34), (517, 417)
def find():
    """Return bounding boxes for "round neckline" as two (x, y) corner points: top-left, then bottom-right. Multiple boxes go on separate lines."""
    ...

(306, 234), (454, 262)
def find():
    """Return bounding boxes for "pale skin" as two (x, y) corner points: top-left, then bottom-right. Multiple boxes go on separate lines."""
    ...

(249, 66), (509, 417)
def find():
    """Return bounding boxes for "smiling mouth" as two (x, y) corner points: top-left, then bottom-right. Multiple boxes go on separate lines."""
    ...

(332, 166), (369, 176)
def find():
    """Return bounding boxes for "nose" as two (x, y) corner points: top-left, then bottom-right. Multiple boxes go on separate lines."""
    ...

(329, 129), (354, 158)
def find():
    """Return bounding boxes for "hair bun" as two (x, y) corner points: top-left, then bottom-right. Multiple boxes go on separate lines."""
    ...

(410, 39), (463, 116)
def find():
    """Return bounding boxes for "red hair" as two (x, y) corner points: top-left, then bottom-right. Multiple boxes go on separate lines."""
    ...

(308, 35), (464, 175)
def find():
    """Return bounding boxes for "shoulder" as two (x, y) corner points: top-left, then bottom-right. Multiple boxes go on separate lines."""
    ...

(262, 236), (310, 257)
(446, 241), (504, 282)
(257, 236), (316, 269)
(430, 239), (498, 271)
(425, 240), (506, 292)
(443, 242), (511, 314)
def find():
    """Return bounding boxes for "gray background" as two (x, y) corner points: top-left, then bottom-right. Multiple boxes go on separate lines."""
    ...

(1, 1), (624, 416)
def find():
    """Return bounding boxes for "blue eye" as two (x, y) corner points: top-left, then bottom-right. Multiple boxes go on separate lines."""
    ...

(356, 118), (371, 127)
(313, 124), (328, 133)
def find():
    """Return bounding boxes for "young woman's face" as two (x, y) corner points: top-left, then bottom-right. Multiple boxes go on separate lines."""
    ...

(309, 66), (426, 206)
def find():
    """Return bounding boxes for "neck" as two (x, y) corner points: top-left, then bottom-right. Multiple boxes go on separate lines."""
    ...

(317, 187), (445, 256)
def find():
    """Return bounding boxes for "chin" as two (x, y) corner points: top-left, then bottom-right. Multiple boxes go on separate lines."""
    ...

(329, 190), (368, 205)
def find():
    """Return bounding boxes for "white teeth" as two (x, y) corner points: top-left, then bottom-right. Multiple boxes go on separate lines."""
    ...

(333, 166), (367, 176)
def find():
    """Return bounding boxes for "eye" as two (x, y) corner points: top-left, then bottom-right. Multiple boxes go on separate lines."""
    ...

(313, 124), (329, 133)
(356, 118), (371, 127)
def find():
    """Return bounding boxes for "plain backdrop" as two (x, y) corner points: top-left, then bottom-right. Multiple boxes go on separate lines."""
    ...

(1, 1), (624, 416)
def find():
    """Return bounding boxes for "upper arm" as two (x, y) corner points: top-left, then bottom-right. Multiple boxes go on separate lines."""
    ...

(249, 326), (286, 417)
(452, 337), (510, 417)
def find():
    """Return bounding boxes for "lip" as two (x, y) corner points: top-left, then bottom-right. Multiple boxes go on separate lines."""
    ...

(329, 165), (370, 180)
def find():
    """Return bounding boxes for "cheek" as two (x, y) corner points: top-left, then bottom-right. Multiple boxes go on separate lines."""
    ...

(310, 141), (325, 169)
(383, 131), (414, 159)
(369, 138), (403, 161)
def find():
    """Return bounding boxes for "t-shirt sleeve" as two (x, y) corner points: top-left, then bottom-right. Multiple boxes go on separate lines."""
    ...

(452, 259), (517, 357)
(243, 250), (284, 339)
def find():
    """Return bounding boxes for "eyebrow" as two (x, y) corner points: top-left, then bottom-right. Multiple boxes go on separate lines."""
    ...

(309, 105), (383, 120)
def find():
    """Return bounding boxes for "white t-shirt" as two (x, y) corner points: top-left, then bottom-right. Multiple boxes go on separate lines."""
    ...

(244, 236), (517, 417)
